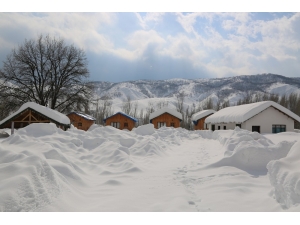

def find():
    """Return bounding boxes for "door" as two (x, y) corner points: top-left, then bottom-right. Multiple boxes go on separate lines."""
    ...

(252, 126), (260, 133)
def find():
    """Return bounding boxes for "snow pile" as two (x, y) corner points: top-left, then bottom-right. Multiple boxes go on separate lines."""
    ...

(0, 124), (201, 211)
(267, 141), (300, 209)
(210, 127), (295, 173)
(132, 124), (155, 135)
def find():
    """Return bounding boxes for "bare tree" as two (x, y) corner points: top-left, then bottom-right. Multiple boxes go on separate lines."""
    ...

(94, 98), (113, 125)
(0, 34), (93, 115)
(156, 100), (169, 109)
(121, 95), (132, 115)
(131, 101), (139, 118)
(176, 91), (186, 113)
(202, 97), (213, 110)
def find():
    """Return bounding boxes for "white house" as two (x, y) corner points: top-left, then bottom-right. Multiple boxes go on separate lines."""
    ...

(205, 101), (300, 133)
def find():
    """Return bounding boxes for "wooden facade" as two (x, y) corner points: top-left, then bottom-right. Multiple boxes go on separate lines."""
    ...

(104, 112), (137, 131)
(0, 108), (69, 130)
(67, 112), (95, 131)
(150, 113), (181, 129)
(193, 115), (213, 130)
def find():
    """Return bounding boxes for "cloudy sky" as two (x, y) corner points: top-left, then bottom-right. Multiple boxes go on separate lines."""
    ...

(1, 2), (300, 82)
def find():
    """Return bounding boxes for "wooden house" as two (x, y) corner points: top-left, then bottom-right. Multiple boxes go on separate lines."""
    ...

(67, 112), (96, 131)
(103, 112), (138, 131)
(192, 110), (216, 130)
(205, 101), (300, 133)
(0, 102), (70, 131)
(149, 108), (182, 129)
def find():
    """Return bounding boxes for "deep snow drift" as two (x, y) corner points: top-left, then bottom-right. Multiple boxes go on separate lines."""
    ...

(0, 124), (300, 212)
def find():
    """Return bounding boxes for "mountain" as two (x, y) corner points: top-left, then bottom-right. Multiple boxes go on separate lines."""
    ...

(91, 74), (300, 113)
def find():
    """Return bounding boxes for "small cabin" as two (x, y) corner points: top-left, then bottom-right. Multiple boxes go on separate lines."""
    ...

(192, 110), (216, 130)
(149, 107), (182, 129)
(0, 102), (70, 131)
(67, 112), (96, 131)
(103, 112), (138, 131)
(205, 101), (300, 133)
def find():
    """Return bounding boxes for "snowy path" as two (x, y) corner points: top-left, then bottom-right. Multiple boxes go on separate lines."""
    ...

(40, 137), (281, 212)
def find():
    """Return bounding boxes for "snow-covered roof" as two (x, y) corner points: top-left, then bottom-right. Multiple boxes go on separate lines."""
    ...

(67, 112), (96, 121)
(149, 107), (182, 121)
(0, 102), (70, 126)
(205, 101), (300, 124)
(103, 112), (138, 123)
(192, 110), (216, 121)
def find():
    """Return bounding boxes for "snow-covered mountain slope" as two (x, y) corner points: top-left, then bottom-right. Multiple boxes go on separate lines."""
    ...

(91, 74), (300, 113)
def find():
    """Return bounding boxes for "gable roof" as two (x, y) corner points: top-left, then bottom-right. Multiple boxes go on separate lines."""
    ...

(103, 112), (138, 123)
(149, 107), (182, 121)
(192, 109), (216, 122)
(205, 101), (300, 124)
(0, 102), (70, 127)
(67, 111), (96, 121)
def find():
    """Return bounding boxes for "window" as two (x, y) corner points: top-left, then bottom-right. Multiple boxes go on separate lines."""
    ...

(158, 122), (166, 128)
(170, 123), (175, 127)
(111, 122), (120, 128)
(212, 125), (215, 131)
(224, 126), (226, 130)
(124, 122), (128, 128)
(206, 124), (208, 129)
(272, 125), (286, 133)
(236, 124), (241, 128)
(252, 126), (260, 133)
(218, 126), (220, 130)
(78, 122), (82, 127)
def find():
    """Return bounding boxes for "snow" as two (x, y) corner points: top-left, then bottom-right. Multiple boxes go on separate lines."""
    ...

(191, 109), (215, 121)
(1, 123), (300, 212)
(267, 83), (300, 96)
(0, 102), (70, 126)
(205, 101), (300, 124)
(68, 112), (96, 121)
(149, 107), (182, 121)
(103, 112), (138, 123)
(267, 141), (300, 209)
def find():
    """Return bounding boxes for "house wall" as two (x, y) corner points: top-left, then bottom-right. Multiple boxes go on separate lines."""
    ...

(67, 114), (95, 131)
(242, 106), (294, 133)
(194, 115), (213, 130)
(105, 114), (136, 131)
(151, 113), (181, 129)
(208, 123), (237, 131)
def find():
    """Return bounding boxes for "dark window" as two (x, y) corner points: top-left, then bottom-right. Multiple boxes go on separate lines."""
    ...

(170, 123), (175, 127)
(212, 125), (215, 131)
(236, 124), (241, 128)
(206, 124), (208, 129)
(224, 126), (226, 130)
(252, 126), (260, 133)
(218, 126), (220, 130)
(78, 122), (82, 127)
(158, 122), (166, 128)
(124, 122), (128, 127)
(272, 125), (286, 133)
(111, 122), (120, 128)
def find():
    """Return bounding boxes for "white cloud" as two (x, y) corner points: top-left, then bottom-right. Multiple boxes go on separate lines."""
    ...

(135, 12), (165, 30)
(0, 13), (117, 53)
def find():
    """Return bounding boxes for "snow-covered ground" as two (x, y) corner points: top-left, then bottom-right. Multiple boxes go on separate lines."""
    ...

(1, 124), (300, 213)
